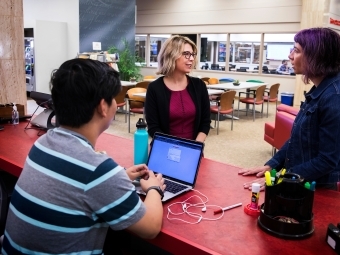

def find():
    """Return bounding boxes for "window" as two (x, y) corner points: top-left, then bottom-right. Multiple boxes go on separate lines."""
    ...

(136, 32), (297, 76)
(230, 34), (261, 65)
(200, 34), (227, 71)
(149, 34), (171, 67)
(264, 34), (295, 75)
(135, 35), (146, 65)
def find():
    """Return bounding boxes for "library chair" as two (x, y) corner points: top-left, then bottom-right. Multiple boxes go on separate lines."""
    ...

(238, 85), (267, 121)
(229, 64), (236, 71)
(263, 83), (280, 117)
(135, 81), (150, 89)
(210, 64), (220, 70)
(127, 87), (146, 133)
(114, 86), (130, 122)
(201, 63), (209, 70)
(236, 68), (247, 72)
(207, 77), (222, 102)
(208, 77), (219, 85)
(201, 77), (210, 83)
(210, 90), (236, 134)
(262, 66), (269, 74)
(144, 75), (155, 80)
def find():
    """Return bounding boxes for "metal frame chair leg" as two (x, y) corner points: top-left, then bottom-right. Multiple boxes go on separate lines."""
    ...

(128, 106), (131, 133)
(253, 102), (255, 121)
(214, 114), (217, 128)
(124, 100), (127, 123)
(217, 110), (220, 135)
(231, 109), (234, 130)
(267, 100), (269, 118)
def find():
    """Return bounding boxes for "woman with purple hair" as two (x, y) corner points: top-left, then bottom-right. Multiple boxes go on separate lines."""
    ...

(239, 27), (340, 191)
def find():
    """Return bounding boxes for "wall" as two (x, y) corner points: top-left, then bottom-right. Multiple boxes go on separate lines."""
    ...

(79, 0), (136, 54)
(136, 0), (302, 96)
(293, 0), (329, 107)
(136, 0), (301, 33)
(24, 0), (79, 59)
(34, 21), (68, 94)
(327, 0), (340, 31)
(23, 0), (79, 93)
(0, 0), (26, 109)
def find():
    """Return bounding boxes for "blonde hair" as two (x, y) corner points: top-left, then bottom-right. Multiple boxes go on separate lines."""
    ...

(157, 35), (197, 76)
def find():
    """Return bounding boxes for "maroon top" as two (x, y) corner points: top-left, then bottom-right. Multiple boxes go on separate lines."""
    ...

(169, 88), (196, 140)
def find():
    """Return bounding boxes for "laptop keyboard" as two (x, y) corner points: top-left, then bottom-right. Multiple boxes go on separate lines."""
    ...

(164, 179), (188, 194)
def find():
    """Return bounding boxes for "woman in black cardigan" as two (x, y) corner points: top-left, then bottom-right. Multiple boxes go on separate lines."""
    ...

(145, 35), (211, 142)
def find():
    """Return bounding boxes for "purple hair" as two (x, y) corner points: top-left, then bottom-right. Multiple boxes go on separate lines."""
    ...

(294, 27), (340, 84)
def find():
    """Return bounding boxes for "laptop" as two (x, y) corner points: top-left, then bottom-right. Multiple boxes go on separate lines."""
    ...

(134, 132), (204, 202)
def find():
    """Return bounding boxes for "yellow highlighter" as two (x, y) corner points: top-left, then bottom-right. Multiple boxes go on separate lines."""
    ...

(265, 171), (272, 186)
(277, 168), (286, 184)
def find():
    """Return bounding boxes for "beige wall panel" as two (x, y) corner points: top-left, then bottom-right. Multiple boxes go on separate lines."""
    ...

(137, 0), (301, 27)
(0, 0), (23, 16)
(293, 0), (327, 107)
(137, 7), (301, 27)
(0, 59), (26, 105)
(137, 0), (301, 13)
(137, 23), (301, 34)
(0, 16), (24, 60)
(0, 0), (26, 108)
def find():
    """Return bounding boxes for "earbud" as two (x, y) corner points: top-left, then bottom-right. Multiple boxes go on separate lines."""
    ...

(182, 203), (187, 210)
(201, 207), (206, 212)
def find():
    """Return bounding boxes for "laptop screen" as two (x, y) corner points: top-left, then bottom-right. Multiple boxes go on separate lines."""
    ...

(147, 133), (203, 185)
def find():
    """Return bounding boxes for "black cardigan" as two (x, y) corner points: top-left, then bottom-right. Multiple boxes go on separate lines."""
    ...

(145, 75), (211, 138)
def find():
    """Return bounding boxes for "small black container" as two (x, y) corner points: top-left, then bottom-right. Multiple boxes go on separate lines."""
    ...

(258, 173), (315, 239)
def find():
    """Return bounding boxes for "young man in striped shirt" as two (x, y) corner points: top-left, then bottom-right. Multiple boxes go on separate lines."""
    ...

(2, 59), (165, 254)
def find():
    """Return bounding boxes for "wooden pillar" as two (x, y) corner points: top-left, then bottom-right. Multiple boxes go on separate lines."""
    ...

(293, 0), (330, 107)
(0, 0), (26, 111)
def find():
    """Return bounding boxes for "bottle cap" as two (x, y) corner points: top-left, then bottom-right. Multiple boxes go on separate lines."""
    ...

(244, 204), (261, 216)
(251, 183), (261, 193)
(136, 118), (147, 129)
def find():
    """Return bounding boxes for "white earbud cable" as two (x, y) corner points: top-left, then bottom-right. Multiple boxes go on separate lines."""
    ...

(166, 189), (225, 224)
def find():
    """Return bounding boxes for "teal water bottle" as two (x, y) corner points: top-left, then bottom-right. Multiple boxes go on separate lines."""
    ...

(134, 118), (148, 164)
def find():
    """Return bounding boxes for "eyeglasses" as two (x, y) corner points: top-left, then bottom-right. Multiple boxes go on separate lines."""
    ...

(182, 51), (197, 59)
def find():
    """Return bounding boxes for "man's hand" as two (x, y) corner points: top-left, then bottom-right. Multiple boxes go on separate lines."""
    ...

(140, 170), (166, 193)
(126, 164), (149, 181)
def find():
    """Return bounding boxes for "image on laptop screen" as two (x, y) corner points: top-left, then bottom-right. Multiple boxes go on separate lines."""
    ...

(147, 133), (203, 185)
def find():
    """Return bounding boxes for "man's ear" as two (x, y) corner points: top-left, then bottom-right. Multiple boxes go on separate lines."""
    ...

(96, 99), (108, 117)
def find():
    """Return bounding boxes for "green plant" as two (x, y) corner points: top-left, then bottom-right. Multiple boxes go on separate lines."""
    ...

(108, 39), (143, 81)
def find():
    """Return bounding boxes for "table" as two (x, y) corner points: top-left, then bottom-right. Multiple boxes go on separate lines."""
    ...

(0, 122), (339, 255)
(207, 82), (268, 119)
(121, 81), (137, 86)
(133, 89), (226, 98)
(143, 78), (156, 82)
(206, 82), (268, 91)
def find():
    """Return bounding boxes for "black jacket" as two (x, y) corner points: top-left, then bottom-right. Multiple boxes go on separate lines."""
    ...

(145, 75), (211, 139)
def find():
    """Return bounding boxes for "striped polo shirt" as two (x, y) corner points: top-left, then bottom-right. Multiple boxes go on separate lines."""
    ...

(2, 128), (145, 255)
